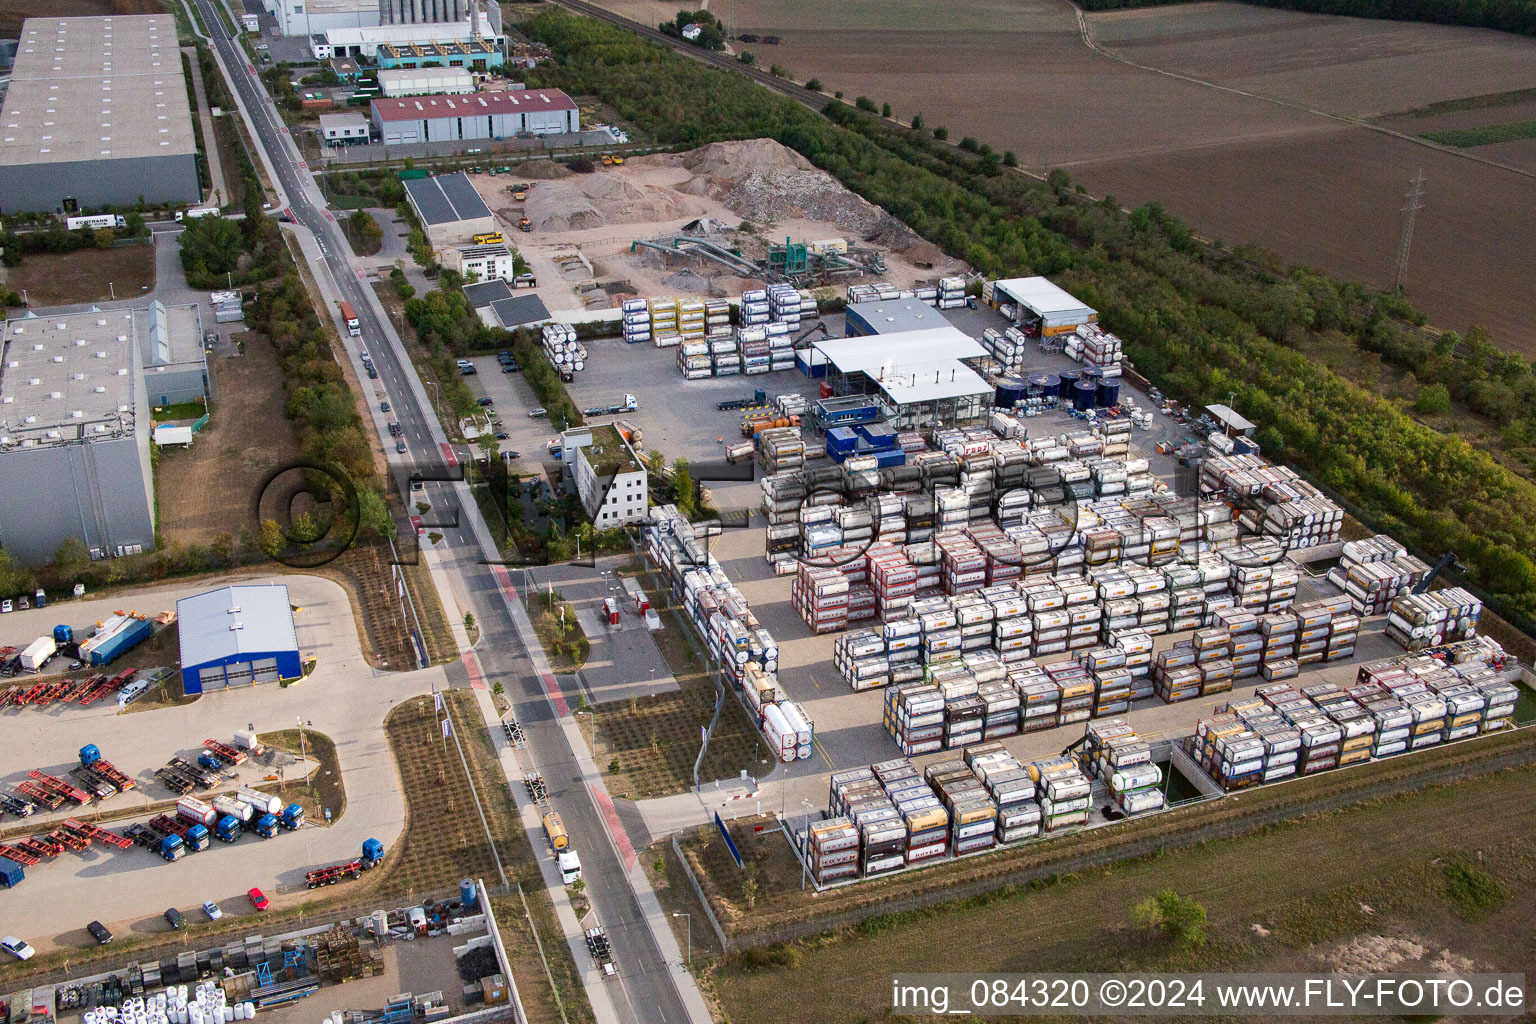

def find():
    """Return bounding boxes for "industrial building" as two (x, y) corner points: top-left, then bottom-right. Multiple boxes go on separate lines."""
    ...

(319, 111), (371, 145)
(570, 425), (649, 527)
(308, 9), (501, 56)
(810, 328), (992, 430)
(0, 308), (155, 564)
(177, 584), (303, 694)
(376, 38), (503, 71)
(457, 242), (514, 282)
(402, 171), (495, 249)
(463, 279), (550, 329)
(843, 299), (953, 338)
(987, 277), (1097, 337)
(0, 15), (200, 214)
(378, 67), (474, 96)
(382, 0), (474, 24)
(266, 0), (379, 37)
(370, 88), (579, 146)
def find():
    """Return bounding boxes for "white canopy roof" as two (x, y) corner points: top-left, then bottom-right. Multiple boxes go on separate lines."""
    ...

(992, 277), (1096, 324)
(814, 327), (984, 374)
(872, 360), (992, 404)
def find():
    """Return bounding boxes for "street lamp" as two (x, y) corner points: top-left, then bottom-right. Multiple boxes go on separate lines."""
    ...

(672, 912), (690, 968)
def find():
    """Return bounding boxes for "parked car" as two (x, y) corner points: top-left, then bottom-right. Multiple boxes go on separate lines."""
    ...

(477, 397), (494, 407)
(202, 901), (223, 921)
(504, 450), (520, 460)
(1, 937), (34, 961)
(380, 400), (390, 412)
(164, 908), (187, 930)
(460, 364), (478, 376)
(17, 596), (28, 610)
(396, 440), (407, 454)
(528, 407), (547, 418)
(248, 888), (269, 912)
(494, 431), (510, 441)
(410, 472), (424, 492)
(0, 599), (10, 614)
(87, 921), (113, 944)
(501, 361), (520, 373)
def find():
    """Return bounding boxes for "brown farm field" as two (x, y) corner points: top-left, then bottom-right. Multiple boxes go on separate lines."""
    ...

(1, 245), (156, 307)
(615, 0), (1536, 350)
(709, 762), (1536, 1024)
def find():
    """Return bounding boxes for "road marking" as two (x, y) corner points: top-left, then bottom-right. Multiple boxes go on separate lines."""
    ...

(462, 649), (487, 690)
(814, 734), (836, 770)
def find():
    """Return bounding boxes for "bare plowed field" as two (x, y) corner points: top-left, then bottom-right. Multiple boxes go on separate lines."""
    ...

(1073, 125), (1536, 348)
(581, 0), (1536, 348)
(711, 761), (1536, 1024)
(1089, 2), (1536, 117)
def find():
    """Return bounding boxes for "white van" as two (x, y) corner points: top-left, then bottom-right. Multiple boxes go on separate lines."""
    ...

(118, 679), (151, 707)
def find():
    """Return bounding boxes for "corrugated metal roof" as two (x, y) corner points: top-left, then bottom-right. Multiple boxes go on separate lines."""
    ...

(371, 88), (576, 123)
(992, 277), (1096, 321)
(177, 584), (299, 667)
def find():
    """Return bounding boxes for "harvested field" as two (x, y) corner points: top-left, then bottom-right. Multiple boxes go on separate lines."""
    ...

(0, 245), (155, 307)
(708, 761), (1536, 1024)
(1073, 125), (1536, 351)
(1088, 3), (1536, 117)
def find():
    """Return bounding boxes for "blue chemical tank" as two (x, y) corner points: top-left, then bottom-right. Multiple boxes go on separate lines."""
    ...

(994, 376), (1028, 409)
(1072, 380), (1097, 412)
(1097, 378), (1121, 408)
(1026, 373), (1055, 399)
(461, 878), (479, 908)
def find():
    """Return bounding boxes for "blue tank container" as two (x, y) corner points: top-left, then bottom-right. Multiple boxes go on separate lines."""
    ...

(1072, 380), (1097, 412)
(461, 878), (478, 908)
(826, 426), (860, 454)
(994, 376), (1028, 409)
(1096, 378), (1121, 408)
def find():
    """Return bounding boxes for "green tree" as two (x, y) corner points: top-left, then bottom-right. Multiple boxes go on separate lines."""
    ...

(933, 126), (948, 140)
(671, 458), (695, 516)
(52, 537), (90, 579)
(256, 518), (285, 558)
(179, 214), (243, 277)
(356, 488), (394, 540)
(739, 50), (755, 65)
(881, 102), (892, 118)
(910, 113), (924, 131)
(1003, 151), (1019, 167)
(124, 211), (147, 237)
(0, 547), (30, 596)
(854, 96), (876, 112)
(804, 77), (820, 90)
(1415, 382), (1451, 415)
(1134, 889), (1207, 948)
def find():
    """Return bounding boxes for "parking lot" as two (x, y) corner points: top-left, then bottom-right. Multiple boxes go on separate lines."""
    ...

(0, 574), (448, 952)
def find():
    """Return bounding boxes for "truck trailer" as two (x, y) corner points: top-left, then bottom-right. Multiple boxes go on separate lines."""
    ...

(19, 637), (56, 672)
(79, 615), (153, 666)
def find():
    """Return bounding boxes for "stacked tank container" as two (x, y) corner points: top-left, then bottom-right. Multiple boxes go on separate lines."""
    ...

(1028, 756), (1091, 832)
(621, 298), (651, 344)
(648, 297), (678, 342)
(676, 340), (711, 379)
(541, 324), (581, 373)
(1386, 589), (1481, 650)
(740, 288), (770, 326)
(937, 276), (966, 310)
(805, 816), (859, 884)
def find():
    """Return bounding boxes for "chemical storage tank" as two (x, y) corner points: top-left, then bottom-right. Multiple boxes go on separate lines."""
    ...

(1072, 380), (1097, 412)
(1097, 378), (1121, 408)
(994, 376), (1028, 409)
(1081, 364), (1105, 385)
(1027, 372), (1055, 399)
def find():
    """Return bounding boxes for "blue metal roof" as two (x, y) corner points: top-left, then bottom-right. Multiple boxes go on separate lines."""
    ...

(177, 584), (299, 667)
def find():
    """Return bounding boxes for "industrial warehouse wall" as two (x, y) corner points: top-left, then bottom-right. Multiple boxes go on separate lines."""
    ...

(145, 365), (211, 408)
(0, 435), (155, 563)
(0, 153), (200, 214)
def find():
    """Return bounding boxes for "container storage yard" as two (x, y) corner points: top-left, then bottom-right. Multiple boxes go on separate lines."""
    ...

(605, 272), (1532, 892)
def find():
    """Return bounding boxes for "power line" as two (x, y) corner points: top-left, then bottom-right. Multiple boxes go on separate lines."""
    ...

(1393, 168), (1426, 293)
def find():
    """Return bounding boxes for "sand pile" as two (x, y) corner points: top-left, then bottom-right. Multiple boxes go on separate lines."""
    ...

(524, 175), (705, 233)
(507, 160), (572, 180)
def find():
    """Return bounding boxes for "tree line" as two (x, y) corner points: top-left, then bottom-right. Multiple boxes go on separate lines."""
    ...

(522, 9), (1536, 632)
(1076, 0), (1536, 37)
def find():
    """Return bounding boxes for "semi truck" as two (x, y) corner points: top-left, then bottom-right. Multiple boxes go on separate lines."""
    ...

(176, 796), (217, 827)
(19, 637), (56, 672)
(128, 823), (185, 861)
(251, 813), (280, 838)
(66, 214), (127, 231)
(718, 388), (767, 412)
(213, 815), (242, 843)
(581, 394), (638, 417)
(280, 803), (305, 830)
(148, 815), (208, 852)
(302, 838), (384, 888)
(542, 812), (568, 851)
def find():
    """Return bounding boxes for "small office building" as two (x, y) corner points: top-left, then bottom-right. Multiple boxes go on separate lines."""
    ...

(319, 112), (371, 146)
(572, 425), (648, 527)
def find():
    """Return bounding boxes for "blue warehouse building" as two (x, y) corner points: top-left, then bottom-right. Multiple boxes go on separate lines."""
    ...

(177, 584), (302, 694)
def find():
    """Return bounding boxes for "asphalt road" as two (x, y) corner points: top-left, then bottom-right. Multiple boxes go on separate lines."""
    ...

(188, 5), (697, 1021)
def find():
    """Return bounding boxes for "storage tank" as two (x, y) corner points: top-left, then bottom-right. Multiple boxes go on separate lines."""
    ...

(176, 797), (217, 827)
(1081, 364), (1104, 385)
(460, 878), (478, 908)
(235, 787), (281, 815)
(1096, 378), (1121, 408)
(1026, 372), (1055, 399)
(993, 376), (1028, 409)
(1072, 380), (1097, 412)
(213, 796), (252, 823)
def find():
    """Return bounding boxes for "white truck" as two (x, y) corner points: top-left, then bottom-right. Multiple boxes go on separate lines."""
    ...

(176, 207), (219, 222)
(558, 850), (582, 885)
(19, 637), (56, 672)
(66, 214), (127, 231)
